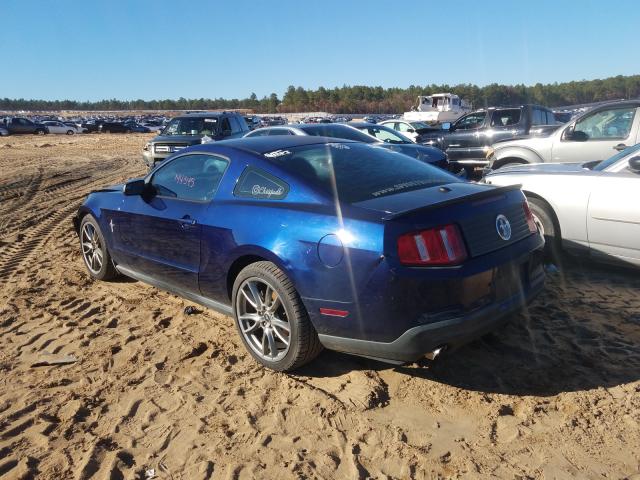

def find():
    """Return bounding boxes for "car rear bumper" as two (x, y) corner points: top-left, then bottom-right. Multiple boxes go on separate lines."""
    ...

(317, 268), (544, 364)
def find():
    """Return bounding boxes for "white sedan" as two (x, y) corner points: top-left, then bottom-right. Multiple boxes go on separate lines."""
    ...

(484, 144), (640, 268)
(43, 121), (83, 135)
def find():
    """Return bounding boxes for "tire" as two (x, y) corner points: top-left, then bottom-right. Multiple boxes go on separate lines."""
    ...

(36, 129), (45, 135)
(232, 261), (322, 371)
(66, 130), (74, 135)
(527, 197), (562, 261)
(79, 215), (118, 281)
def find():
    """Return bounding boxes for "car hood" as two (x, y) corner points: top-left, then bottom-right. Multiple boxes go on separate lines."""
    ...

(150, 134), (206, 144)
(353, 181), (512, 217)
(487, 162), (588, 176)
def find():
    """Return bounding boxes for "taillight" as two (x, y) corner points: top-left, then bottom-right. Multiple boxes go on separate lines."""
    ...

(397, 224), (467, 266)
(522, 201), (537, 233)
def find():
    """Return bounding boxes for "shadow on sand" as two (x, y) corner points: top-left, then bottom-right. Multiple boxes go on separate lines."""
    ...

(298, 257), (640, 396)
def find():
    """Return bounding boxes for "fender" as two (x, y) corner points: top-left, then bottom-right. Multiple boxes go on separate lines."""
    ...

(492, 145), (544, 166)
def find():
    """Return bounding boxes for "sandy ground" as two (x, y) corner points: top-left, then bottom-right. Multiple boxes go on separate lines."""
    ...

(0, 133), (639, 480)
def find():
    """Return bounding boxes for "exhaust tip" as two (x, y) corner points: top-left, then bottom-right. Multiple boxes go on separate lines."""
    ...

(425, 345), (447, 361)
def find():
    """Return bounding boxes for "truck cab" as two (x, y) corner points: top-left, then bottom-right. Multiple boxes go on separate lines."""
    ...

(423, 105), (558, 175)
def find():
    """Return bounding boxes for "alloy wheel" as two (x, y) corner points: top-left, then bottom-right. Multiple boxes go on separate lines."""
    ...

(81, 222), (104, 274)
(236, 278), (291, 361)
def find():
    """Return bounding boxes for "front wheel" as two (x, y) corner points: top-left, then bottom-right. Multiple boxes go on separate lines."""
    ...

(528, 197), (562, 261)
(66, 130), (74, 135)
(232, 261), (322, 371)
(79, 215), (118, 280)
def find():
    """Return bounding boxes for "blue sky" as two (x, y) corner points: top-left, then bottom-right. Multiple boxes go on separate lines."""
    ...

(2, 0), (638, 101)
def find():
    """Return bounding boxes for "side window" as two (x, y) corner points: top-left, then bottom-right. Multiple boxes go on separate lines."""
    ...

(150, 154), (228, 202)
(247, 129), (269, 137)
(228, 116), (242, 134)
(397, 122), (411, 132)
(574, 107), (636, 140)
(454, 112), (486, 130)
(234, 167), (289, 200)
(268, 128), (292, 135)
(531, 108), (545, 126)
(220, 117), (231, 133)
(491, 109), (521, 127)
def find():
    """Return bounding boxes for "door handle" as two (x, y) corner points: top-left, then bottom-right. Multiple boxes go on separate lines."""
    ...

(613, 143), (627, 151)
(178, 215), (197, 229)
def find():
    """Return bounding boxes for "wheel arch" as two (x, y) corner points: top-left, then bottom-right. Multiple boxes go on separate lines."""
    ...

(225, 247), (294, 301)
(522, 190), (562, 240)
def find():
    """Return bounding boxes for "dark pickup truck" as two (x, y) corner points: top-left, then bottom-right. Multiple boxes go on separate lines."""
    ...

(2, 117), (48, 135)
(420, 104), (560, 174)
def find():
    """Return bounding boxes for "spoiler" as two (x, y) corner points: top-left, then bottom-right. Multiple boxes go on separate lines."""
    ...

(385, 184), (523, 220)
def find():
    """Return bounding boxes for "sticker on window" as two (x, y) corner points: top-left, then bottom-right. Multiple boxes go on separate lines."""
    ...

(204, 118), (218, 123)
(234, 168), (289, 200)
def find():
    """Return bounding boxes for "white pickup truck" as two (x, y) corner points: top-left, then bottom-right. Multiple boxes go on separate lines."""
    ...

(487, 100), (640, 170)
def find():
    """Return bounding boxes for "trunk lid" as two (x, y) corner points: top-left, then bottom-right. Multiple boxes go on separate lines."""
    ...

(356, 183), (533, 260)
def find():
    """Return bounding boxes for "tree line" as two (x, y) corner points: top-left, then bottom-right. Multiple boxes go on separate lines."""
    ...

(2, 74), (639, 114)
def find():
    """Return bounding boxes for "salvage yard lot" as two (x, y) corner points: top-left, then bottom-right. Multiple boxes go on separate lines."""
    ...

(0, 134), (639, 479)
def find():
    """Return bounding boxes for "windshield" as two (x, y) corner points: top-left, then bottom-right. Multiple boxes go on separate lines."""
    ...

(356, 125), (412, 144)
(593, 143), (640, 171)
(268, 142), (457, 204)
(298, 124), (376, 143)
(162, 117), (218, 136)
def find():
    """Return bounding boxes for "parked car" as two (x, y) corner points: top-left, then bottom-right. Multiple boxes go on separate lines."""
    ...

(123, 121), (151, 133)
(417, 105), (560, 175)
(487, 100), (640, 170)
(245, 123), (449, 170)
(74, 136), (544, 371)
(81, 120), (104, 133)
(2, 117), (47, 135)
(64, 121), (88, 133)
(142, 112), (250, 169)
(99, 122), (133, 133)
(43, 120), (79, 135)
(484, 143), (640, 267)
(379, 119), (441, 143)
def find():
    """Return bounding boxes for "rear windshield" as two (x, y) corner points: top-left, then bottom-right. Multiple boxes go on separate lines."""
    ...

(298, 124), (376, 143)
(268, 143), (458, 204)
(162, 117), (219, 136)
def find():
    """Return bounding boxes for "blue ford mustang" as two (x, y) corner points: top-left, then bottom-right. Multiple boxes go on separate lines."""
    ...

(74, 136), (545, 371)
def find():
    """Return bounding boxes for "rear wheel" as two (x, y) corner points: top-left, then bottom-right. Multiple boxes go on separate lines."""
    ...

(232, 261), (322, 371)
(66, 130), (74, 135)
(79, 215), (118, 281)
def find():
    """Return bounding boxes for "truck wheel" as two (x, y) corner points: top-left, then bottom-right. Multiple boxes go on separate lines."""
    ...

(528, 197), (562, 261)
(232, 261), (322, 371)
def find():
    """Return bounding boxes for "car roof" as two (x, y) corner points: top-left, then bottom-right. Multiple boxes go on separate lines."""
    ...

(348, 122), (380, 128)
(174, 111), (238, 118)
(200, 135), (358, 155)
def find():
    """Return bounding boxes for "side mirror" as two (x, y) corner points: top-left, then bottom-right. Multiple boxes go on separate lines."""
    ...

(441, 122), (452, 131)
(629, 156), (640, 173)
(407, 128), (415, 133)
(123, 179), (146, 196)
(565, 129), (589, 142)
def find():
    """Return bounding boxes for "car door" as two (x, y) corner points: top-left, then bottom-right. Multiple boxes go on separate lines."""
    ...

(586, 164), (640, 265)
(485, 108), (523, 145)
(48, 122), (63, 134)
(444, 111), (488, 162)
(107, 153), (229, 293)
(552, 106), (639, 163)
